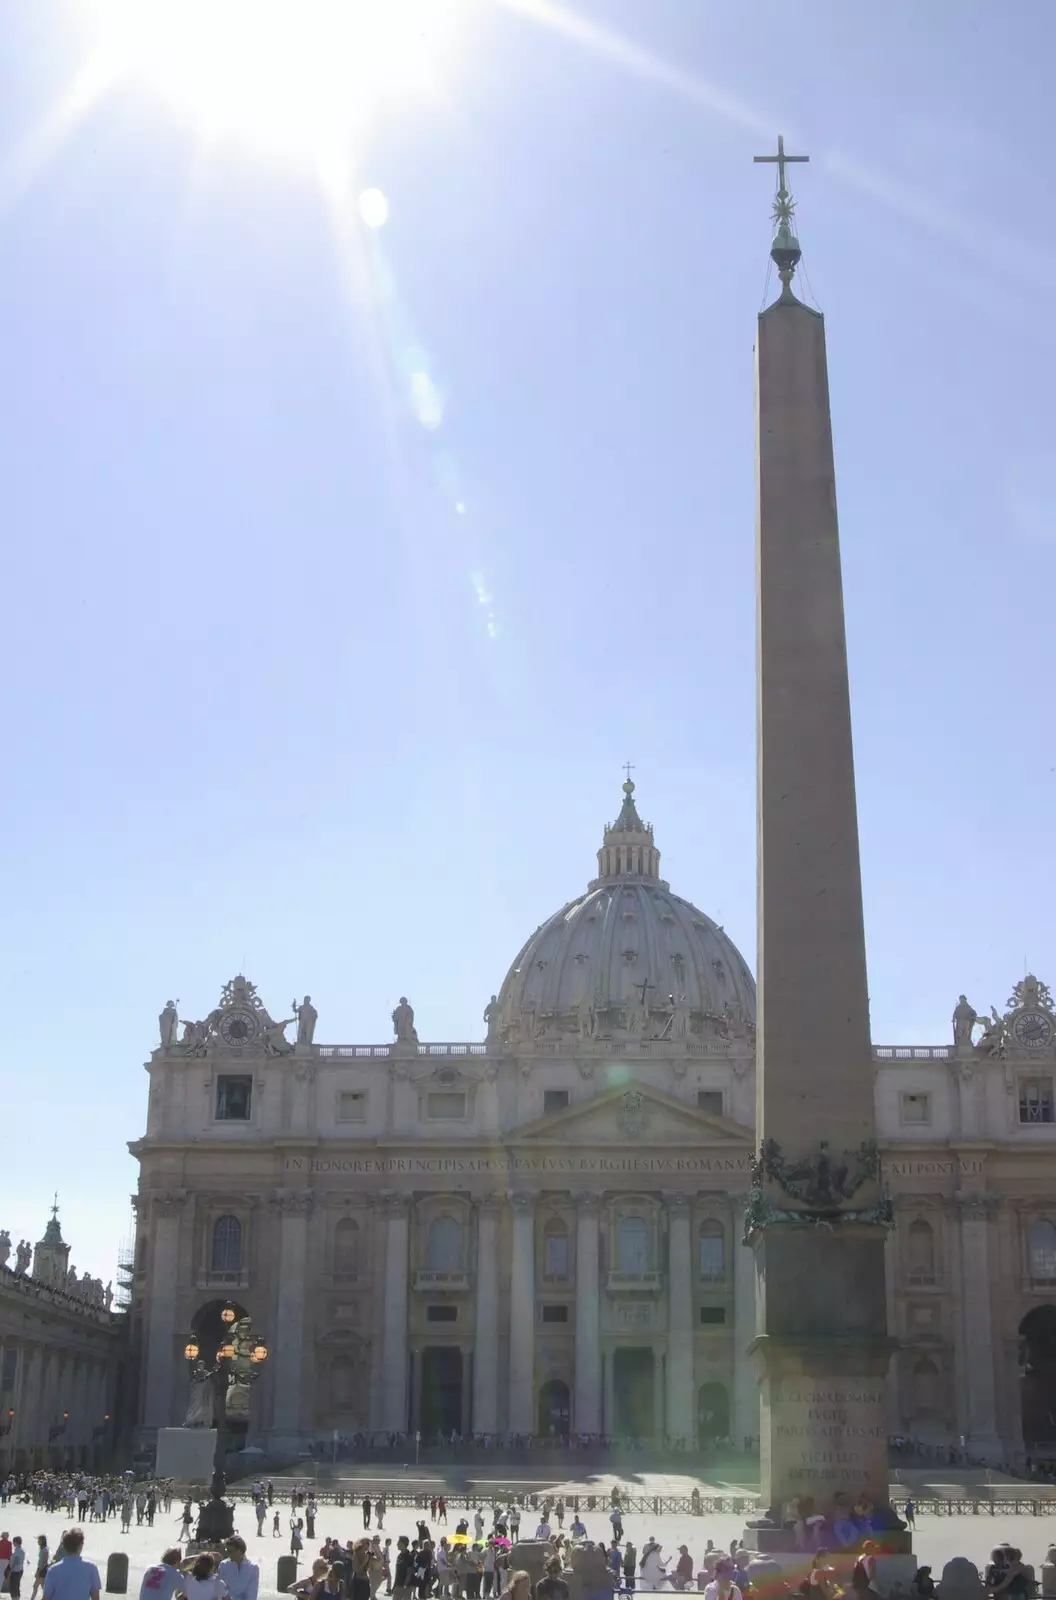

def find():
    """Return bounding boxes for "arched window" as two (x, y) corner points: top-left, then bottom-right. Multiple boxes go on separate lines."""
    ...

(543, 1220), (569, 1279)
(334, 1218), (359, 1276)
(426, 1215), (462, 1272)
(912, 1358), (940, 1415)
(906, 1218), (935, 1283)
(331, 1355), (356, 1411)
(699, 1221), (725, 1280)
(617, 1215), (650, 1274)
(1029, 1219), (1056, 1281)
(211, 1215), (242, 1274)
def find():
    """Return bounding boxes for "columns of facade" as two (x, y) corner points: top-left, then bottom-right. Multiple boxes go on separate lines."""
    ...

(143, 1191), (186, 1429)
(665, 1193), (695, 1444)
(956, 1194), (1000, 1453)
(379, 1195), (411, 1432)
(472, 1196), (501, 1435)
(271, 1190), (313, 1439)
(508, 1194), (536, 1435)
(574, 1193), (602, 1436)
(732, 1205), (759, 1447)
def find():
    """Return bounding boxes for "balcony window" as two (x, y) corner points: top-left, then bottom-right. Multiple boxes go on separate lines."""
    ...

(1019, 1079), (1055, 1124)
(426, 1216), (462, 1272)
(698, 1221), (725, 1280)
(699, 1306), (726, 1325)
(541, 1304), (568, 1323)
(543, 1090), (570, 1115)
(334, 1218), (359, 1275)
(426, 1305), (457, 1323)
(616, 1216), (650, 1275)
(1029, 1219), (1056, 1281)
(543, 1224), (569, 1279)
(215, 1075), (252, 1121)
(697, 1091), (724, 1116)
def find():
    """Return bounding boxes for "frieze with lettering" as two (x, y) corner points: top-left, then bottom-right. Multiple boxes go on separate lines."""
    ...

(887, 1158), (985, 1178)
(283, 1151), (751, 1177)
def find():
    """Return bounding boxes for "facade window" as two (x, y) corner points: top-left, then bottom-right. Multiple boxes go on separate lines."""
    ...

(906, 1218), (936, 1283)
(697, 1091), (724, 1116)
(215, 1075), (252, 1121)
(543, 1224), (569, 1279)
(1019, 1078), (1055, 1124)
(0, 1350), (17, 1391)
(541, 1304), (568, 1323)
(426, 1215), (462, 1271)
(333, 1218), (359, 1275)
(616, 1215), (650, 1274)
(210, 1214), (242, 1274)
(543, 1090), (570, 1114)
(1028, 1219), (1056, 1281)
(912, 1357), (940, 1415)
(900, 1092), (931, 1126)
(698, 1221), (725, 1280)
(331, 1356), (355, 1410)
(700, 1306), (726, 1325)
(338, 1091), (366, 1122)
(426, 1091), (467, 1120)
(426, 1305), (457, 1323)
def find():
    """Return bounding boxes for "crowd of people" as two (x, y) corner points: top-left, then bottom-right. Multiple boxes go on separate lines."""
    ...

(1, 1474), (176, 1525)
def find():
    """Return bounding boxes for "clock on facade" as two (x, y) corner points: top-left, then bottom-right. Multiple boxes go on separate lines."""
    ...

(220, 1010), (259, 1045)
(1012, 1011), (1053, 1048)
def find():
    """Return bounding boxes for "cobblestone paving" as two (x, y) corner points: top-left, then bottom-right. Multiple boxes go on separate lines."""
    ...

(2, 1486), (1052, 1600)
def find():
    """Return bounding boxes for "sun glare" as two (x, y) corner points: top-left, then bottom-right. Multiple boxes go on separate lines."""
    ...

(83, 0), (465, 163)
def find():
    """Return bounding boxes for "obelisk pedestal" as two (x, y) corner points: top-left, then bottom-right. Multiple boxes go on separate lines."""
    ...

(744, 143), (908, 1574)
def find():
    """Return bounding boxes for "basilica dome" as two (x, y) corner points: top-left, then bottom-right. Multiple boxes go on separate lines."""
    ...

(496, 780), (756, 1041)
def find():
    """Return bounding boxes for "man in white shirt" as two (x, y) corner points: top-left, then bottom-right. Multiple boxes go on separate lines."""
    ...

(217, 1539), (259, 1600)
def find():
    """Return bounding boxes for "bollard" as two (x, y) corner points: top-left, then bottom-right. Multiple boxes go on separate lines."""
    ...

(105, 1553), (129, 1595)
(277, 1556), (299, 1591)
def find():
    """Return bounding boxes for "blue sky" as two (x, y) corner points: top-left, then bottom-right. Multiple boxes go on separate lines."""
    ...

(2, 0), (1053, 1282)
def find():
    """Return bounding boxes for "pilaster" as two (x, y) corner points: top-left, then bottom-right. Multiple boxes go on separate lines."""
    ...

(143, 1190), (186, 1429)
(507, 1193), (536, 1435)
(379, 1194), (411, 1432)
(665, 1193), (695, 1444)
(270, 1188), (313, 1440)
(573, 1193), (602, 1435)
(473, 1195), (501, 1435)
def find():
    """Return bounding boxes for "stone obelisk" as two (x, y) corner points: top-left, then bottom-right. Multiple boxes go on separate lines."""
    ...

(748, 141), (899, 1544)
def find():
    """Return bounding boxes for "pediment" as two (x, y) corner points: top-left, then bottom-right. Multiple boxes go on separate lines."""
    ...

(511, 1082), (752, 1147)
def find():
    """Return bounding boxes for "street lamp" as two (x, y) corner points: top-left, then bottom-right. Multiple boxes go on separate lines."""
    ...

(0, 1409), (13, 1438)
(183, 1308), (268, 1494)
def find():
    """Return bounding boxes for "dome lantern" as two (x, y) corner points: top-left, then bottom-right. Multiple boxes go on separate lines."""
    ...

(594, 775), (662, 885)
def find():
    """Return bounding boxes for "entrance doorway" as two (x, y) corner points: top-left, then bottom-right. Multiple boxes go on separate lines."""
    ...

(420, 1348), (463, 1436)
(538, 1379), (571, 1437)
(697, 1381), (730, 1442)
(1020, 1305), (1056, 1452)
(613, 1347), (654, 1436)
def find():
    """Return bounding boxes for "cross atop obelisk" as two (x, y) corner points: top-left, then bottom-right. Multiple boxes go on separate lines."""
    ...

(753, 135), (809, 295)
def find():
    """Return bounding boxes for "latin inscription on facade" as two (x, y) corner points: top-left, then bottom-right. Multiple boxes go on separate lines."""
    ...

(766, 1376), (887, 1504)
(887, 1158), (984, 1177)
(283, 1152), (752, 1176)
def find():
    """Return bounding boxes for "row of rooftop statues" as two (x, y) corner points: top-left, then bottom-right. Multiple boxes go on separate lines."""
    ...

(0, 1231), (113, 1309)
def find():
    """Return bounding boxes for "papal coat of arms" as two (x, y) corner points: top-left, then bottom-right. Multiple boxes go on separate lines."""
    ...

(617, 1090), (650, 1137)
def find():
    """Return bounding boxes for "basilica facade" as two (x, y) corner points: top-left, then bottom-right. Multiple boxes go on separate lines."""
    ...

(129, 781), (1056, 1463)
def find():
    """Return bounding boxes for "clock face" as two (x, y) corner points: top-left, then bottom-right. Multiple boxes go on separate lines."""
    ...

(220, 1010), (258, 1045)
(1013, 1010), (1053, 1048)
